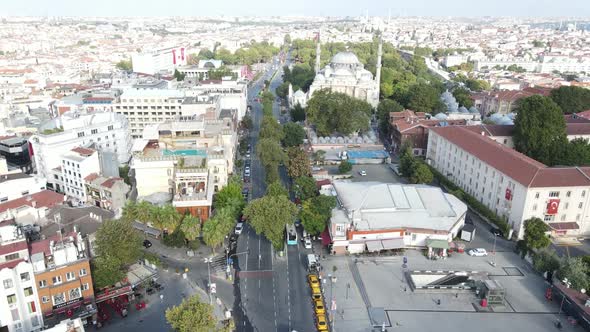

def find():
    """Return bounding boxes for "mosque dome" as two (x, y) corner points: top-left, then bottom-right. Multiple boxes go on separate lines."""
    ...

(331, 51), (361, 65)
(434, 113), (448, 120)
(469, 106), (479, 114)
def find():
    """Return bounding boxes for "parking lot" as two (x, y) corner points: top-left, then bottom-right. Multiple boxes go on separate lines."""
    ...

(321, 163), (404, 184)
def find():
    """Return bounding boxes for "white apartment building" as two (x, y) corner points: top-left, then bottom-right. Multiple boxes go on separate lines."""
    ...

(57, 148), (100, 201)
(427, 126), (590, 239)
(29, 111), (131, 189)
(187, 79), (248, 120)
(0, 223), (43, 332)
(132, 46), (187, 75)
(0, 174), (46, 203)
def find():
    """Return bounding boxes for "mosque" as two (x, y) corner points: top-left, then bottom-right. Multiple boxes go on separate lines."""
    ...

(289, 36), (382, 108)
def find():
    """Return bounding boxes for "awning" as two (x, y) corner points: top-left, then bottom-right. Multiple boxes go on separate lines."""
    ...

(321, 228), (332, 246)
(366, 240), (383, 252)
(381, 238), (404, 250)
(426, 239), (450, 249)
(548, 222), (580, 231)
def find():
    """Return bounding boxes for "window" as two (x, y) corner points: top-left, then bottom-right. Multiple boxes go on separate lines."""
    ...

(91, 129), (98, 134)
(52, 275), (62, 285)
(108, 125), (114, 131)
(38, 280), (47, 288)
(23, 287), (33, 297)
(561, 215), (566, 221)
(3, 279), (14, 289)
(79, 268), (87, 277)
(69, 288), (81, 300)
(5, 253), (19, 261)
(532, 204), (537, 211)
(77, 132), (85, 138)
(544, 215), (555, 222)
(18, 273), (29, 283)
(565, 202), (569, 209)
(583, 190), (586, 197)
(81, 283), (89, 291)
(567, 191), (572, 197)
(7, 294), (16, 304)
(535, 192), (540, 199)
(21, 190), (29, 196)
(0, 196), (7, 202)
(53, 293), (66, 306)
(549, 191), (560, 197)
(10, 308), (19, 321)
(31, 314), (39, 326)
(41, 296), (49, 304)
(577, 214), (581, 221)
(66, 272), (75, 281)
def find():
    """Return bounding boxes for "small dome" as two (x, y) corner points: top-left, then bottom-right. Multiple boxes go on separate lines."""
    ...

(315, 74), (325, 82)
(459, 106), (469, 113)
(331, 51), (360, 65)
(469, 106), (479, 113)
(434, 113), (448, 120)
(489, 113), (503, 122)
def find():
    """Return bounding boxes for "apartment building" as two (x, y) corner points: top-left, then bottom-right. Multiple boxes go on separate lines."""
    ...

(29, 232), (96, 327)
(29, 111), (132, 189)
(0, 190), (65, 226)
(83, 173), (130, 213)
(0, 222), (43, 332)
(0, 174), (47, 203)
(132, 46), (187, 75)
(56, 148), (100, 202)
(188, 78), (248, 120)
(427, 126), (590, 239)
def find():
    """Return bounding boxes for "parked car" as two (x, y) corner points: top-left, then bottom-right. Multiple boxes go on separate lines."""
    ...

(468, 248), (488, 257)
(304, 238), (312, 249)
(307, 274), (320, 288)
(242, 188), (249, 198)
(316, 314), (328, 331)
(234, 223), (244, 235)
(359, 170), (367, 176)
(313, 299), (326, 315)
(490, 227), (504, 237)
(245, 153), (251, 158)
(143, 239), (152, 248)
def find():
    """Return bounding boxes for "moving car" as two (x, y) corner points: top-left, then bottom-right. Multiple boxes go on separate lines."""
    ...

(304, 237), (312, 249)
(313, 299), (326, 315)
(468, 248), (488, 257)
(490, 227), (504, 237)
(234, 223), (244, 235)
(359, 170), (367, 176)
(143, 239), (152, 248)
(316, 314), (328, 331)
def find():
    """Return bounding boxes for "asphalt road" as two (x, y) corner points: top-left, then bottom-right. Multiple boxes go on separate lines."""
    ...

(232, 55), (315, 332)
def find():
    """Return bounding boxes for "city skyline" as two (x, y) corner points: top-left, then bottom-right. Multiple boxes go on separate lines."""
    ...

(1, 0), (590, 18)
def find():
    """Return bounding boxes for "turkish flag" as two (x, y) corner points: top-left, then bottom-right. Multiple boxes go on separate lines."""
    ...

(181, 48), (185, 61)
(505, 188), (512, 201)
(172, 49), (177, 65)
(546, 199), (560, 215)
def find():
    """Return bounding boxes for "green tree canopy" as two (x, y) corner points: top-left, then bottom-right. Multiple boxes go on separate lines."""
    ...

(202, 207), (235, 252)
(165, 295), (216, 332)
(93, 219), (142, 288)
(406, 83), (444, 114)
(562, 138), (590, 166)
(532, 248), (560, 274)
(243, 195), (298, 249)
(174, 69), (186, 81)
(513, 95), (568, 166)
(523, 217), (551, 253)
(294, 176), (318, 201)
(299, 195), (337, 235)
(557, 257), (590, 291)
(338, 160), (352, 174)
(376, 99), (403, 134)
(306, 90), (372, 136)
(282, 122), (306, 147)
(266, 181), (289, 197)
(179, 215), (201, 241)
(550, 86), (590, 114)
(214, 176), (245, 216)
(410, 163), (433, 184)
(286, 147), (311, 179)
(452, 87), (474, 108)
(257, 138), (286, 169)
(260, 117), (284, 141)
(290, 103), (306, 122)
(115, 59), (132, 71)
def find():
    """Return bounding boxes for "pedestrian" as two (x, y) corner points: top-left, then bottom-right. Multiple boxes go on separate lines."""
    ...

(160, 294), (164, 301)
(404, 286), (407, 292)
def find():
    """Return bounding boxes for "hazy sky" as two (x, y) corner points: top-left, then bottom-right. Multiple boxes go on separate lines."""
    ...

(1, 0), (589, 17)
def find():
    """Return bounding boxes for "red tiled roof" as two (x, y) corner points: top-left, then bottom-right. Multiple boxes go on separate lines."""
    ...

(71, 147), (95, 156)
(0, 258), (26, 270)
(566, 123), (590, 136)
(564, 114), (590, 123)
(393, 119), (466, 133)
(529, 168), (590, 188)
(84, 173), (99, 182)
(316, 179), (331, 189)
(0, 190), (65, 214)
(431, 126), (546, 186)
(101, 177), (123, 189)
(574, 110), (590, 120)
(464, 124), (515, 137)
(29, 231), (77, 256)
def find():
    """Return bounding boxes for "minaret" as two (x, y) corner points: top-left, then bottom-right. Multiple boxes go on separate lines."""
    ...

(314, 30), (321, 74)
(375, 35), (383, 100)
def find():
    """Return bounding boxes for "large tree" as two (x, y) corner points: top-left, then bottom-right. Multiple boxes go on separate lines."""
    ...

(306, 90), (372, 136)
(260, 117), (284, 141)
(257, 138), (286, 169)
(522, 217), (551, 253)
(452, 87), (474, 108)
(294, 176), (318, 201)
(243, 195), (298, 249)
(562, 138), (590, 166)
(376, 99), (403, 134)
(282, 122), (306, 147)
(410, 163), (433, 184)
(550, 86), (590, 114)
(406, 83), (444, 114)
(179, 215), (201, 241)
(165, 295), (216, 332)
(214, 176), (245, 216)
(290, 104), (306, 122)
(266, 181), (289, 197)
(92, 219), (142, 288)
(557, 257), (590, 291)
(513, 95), (568, 166)
(202, 207), (235, 252)
(286, 147), (311, 179)
(299, 195), (337, 235)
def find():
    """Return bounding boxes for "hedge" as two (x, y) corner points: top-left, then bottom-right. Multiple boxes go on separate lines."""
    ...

(428, 165), (511, 236)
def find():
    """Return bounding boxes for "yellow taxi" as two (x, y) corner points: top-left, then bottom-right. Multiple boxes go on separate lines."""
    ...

(313, 299), (326, 315)
(307, 274), (320, 288)
(316, 314), (328, 331)
(311, 284), (322, 299)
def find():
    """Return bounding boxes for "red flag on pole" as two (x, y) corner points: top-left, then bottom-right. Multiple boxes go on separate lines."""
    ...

(546, 199), (560, 215)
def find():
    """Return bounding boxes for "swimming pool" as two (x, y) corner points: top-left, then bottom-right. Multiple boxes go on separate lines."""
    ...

(162, 149), (206, 157)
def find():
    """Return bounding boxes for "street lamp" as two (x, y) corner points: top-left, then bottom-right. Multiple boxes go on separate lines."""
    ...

(204, 257), (213, 304)
(557, 278), (572, 325)
(492, 233), (497, 266)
